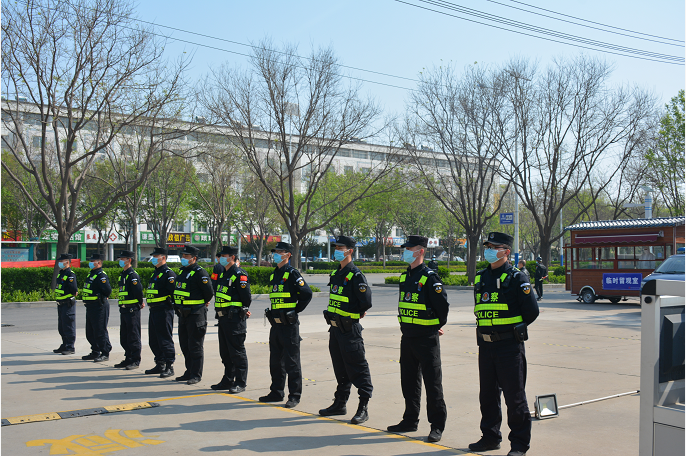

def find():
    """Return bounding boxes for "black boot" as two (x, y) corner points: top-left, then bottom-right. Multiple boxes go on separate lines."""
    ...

(350, 398), (369, 424)
(145, 363), (165, 375)
(319, 397), (347, 416)
(160, 363), (175, 378)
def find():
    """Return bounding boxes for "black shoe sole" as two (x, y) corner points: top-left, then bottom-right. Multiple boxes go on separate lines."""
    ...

(388, 426), (418, 432)
(319, 411), (347, 416)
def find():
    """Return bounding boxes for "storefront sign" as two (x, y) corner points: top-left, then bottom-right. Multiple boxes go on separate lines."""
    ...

(167, 232), (191, 244)
(40, 230), (85, 243)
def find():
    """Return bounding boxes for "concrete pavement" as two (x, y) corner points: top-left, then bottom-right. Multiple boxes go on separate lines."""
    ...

(1, 280), (642, 455)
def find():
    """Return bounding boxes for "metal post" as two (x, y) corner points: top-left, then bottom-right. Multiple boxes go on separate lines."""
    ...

(238, 234), (241, 260)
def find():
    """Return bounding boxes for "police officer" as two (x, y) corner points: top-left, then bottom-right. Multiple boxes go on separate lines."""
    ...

(211, 245), (252, 394)
(173, 245), (214, 385)
(534, 257), (548, 301)
(144, 247), (177, 378)
(387, 236), (449, 443)
(319, 235), (373, 425)
(259, 242), (313, 408)
(114, 250), (144, 370)
(211, 252), (223, 326)
(54, 253), (77, 355)
(428, 255), (439, 272)
(81, 254), (112, 362)
(469, 232), (539, 456)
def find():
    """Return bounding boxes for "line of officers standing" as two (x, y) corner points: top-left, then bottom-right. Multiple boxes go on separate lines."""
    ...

(52, 231), (538, 456)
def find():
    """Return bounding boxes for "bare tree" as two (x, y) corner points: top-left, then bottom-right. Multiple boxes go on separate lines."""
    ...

(235, 175), (280, 265)
(403, 63), (511, 282)
(190, 144), (241, 257)
(142, 156), (195, 250)
(1, 0), (192, 284)
(200, 40), (400, 268)
(500, 56), (656, 263)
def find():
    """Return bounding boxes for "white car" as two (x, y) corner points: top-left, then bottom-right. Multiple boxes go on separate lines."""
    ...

(167, 255), (181, 263)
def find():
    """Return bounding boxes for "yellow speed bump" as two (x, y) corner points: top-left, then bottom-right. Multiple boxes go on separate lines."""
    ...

(6, 412), (61, 425)
(104, 402), (156, 412)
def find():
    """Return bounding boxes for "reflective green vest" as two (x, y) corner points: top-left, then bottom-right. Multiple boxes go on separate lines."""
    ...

(214, 272), (243, 309)
(174, 269), (205, 305)
(55, 273), (74, 300)
(397, 271), (440, 327)
(269, 271), (297, 310)
(146, 269), (171, 303)
(328, 270), (360, 319)
(82, 273), (100, 301)
(473, 269), (523, 327)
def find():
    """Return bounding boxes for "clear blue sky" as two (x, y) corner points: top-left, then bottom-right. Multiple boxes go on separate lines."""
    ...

(136, 0), (684, 118)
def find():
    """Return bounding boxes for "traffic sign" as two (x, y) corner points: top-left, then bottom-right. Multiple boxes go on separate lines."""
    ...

(500, 213), (514, 224)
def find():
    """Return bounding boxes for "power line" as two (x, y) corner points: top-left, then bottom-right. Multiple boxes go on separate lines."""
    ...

(504, 0), (684, 44)
(413, 0), (683, 62)
(393, 0), (683, 65)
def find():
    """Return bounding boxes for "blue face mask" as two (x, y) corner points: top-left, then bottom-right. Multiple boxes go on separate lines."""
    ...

(219, 257), (229, 266)
(333, 249), (347, 262)
(58, 262), (65, 269)
(119, 259), (126, 268)
(181, 258), (190, 267)
(484, 248), (503, 264)
(151, 257), (159, 266)
(402, 249), (416, 264)
(88, 261), (95, 269)
(273, 253), (283, 264)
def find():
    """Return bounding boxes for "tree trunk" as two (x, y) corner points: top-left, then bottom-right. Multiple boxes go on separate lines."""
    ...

(291, 230), (302, 270)
(131, 223), (139, 268)
(466, 233), (481, 284)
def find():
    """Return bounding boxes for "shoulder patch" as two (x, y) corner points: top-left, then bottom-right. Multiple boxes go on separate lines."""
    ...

(69, 277), (74, 282)
(131, 278), (138, 284)
(101, 278), (107, 283)
(201, 277), (209, 284)
(297, 277), (305, 287)
(358, 284), (368, 293)
(168, 277), (175, 283)
(434, 283), (443, 293)
(522, 284), (531, 294)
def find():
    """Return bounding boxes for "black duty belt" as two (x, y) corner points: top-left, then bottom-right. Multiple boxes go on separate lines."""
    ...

(119, 303), (141, 309)
(478, 329), (515, 342)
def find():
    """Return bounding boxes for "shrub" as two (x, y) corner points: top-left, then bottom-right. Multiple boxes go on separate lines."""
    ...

(553, 266), (565, 276)
(436, 266), (450, 279)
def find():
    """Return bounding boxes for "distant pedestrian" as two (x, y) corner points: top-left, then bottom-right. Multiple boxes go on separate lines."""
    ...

(517, 259), (530, 281)
(534, 257), (548, 301)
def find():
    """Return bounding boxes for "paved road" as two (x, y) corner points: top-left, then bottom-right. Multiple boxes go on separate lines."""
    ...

(1, 277), (643, 456)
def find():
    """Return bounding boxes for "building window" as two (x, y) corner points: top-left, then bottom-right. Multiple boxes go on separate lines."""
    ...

(32, 136), (42, 148)
(360, 167), (370, 174)
(396, 228), (404, 237)
(352, 150), (368, 160)
(344, 166), (353, 173)
(173, 221), (186, 232)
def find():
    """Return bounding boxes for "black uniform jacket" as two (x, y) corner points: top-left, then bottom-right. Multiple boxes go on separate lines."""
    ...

(400, 263), (449, 337)
(175, 263), (215, 312)
(56, 268), (78, 303)
(216, 263), (252, 334)
(83, 267), (112, 303)
(147, 264), (177, 306)
(475, 262), (539, 346)
(118, 267), (144, 306)
(328, 261), (372, 317)
(270, 264), (313, 313)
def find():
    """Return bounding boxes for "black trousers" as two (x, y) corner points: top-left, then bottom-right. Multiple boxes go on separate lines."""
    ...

(85, 301), (111, 355)
(269, 322), (302, 399)
(478, 342), (531, 452)
(119, 306), (141, 362)
(57, 302), (76, 350)
(178, 306), (207, 380)
(535, 280), (543, 299)
(400, 333), (447, 430)
(217, 315), (248, 388)
(149, 305), (175, 365)
(328, 322), (373, 400)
